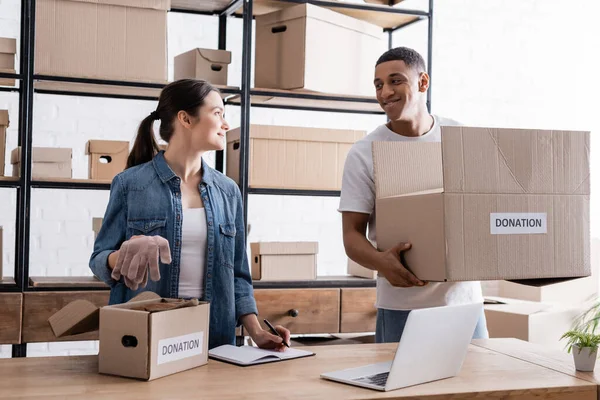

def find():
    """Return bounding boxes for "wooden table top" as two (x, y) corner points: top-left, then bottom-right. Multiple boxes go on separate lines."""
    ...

(0, 341), (595, 399)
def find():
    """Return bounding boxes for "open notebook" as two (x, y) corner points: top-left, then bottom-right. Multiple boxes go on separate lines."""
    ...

(209, 345), (315, 366)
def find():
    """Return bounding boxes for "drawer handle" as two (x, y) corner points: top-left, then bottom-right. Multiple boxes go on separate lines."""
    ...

(288, 309), (299, 318)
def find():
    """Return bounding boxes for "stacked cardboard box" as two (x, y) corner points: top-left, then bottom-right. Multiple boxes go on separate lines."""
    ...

(174, 48), (231, 86)
(86, 140), (129, 181)
(11, 147), (72, 179)
(0, 110), (8, 176)
(0, 37), (17, 86)
(250, 242), (318, 281)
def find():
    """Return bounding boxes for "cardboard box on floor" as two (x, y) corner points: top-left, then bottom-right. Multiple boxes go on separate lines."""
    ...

(0, 37), (17, 86)
(86, 140), (129, 181)
(0, 110), (8, 176)
(226, 125), (365, 190)
(484, 297), (584, 349)
(250, 242), (318, 281)
(48, 291), (210, 381)
(35, 0), (168, 84)
(174, 48), (231, 86)
(374, 126), (590, 282)
(11, 146), (72, 179)
(254, 3), (384, 97)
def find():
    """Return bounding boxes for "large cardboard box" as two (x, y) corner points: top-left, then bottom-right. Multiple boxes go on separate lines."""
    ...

(250, 242), (318, 281)
(484, 297), (583, 349)
(11, 147), (72, 179)
(0, 38), (17, 86)
(48, 292), (210, 381)
(374, 127), (590, 282)
(0, 110), (8, 176)
(254, 4), (384, 96)
(86, 140), (129, 181)
(226, 125), (364, 190)
(174, 48), (231, 86)
(35, 0), (169, 83)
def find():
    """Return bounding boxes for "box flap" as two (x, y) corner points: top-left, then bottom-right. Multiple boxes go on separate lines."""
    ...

(11, 147), (72, 164)
(0, 37), (17, 54)
(227, 125), (365, 145)
(256, 3), (381, 39)
(441, 126), (590, 195)
(86, 140), (130, 155)
(67, 0), (170, 11)
(373, 141), (443, 199)
(0, 110), (9, 126)
(252, 241), (319, 255)
(197, 48), (232, 64)
(48, 299), (100, 338)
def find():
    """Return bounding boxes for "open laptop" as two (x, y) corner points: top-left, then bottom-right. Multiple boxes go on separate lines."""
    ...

(320, 302), (482, 391)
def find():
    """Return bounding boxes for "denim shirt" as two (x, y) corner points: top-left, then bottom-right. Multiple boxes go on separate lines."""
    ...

(89, 151), (258, 349)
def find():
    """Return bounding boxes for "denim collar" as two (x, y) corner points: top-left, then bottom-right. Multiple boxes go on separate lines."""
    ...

(152, 150), (215, 186)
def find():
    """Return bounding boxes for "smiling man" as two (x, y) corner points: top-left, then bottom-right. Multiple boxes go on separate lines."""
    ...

(338, 47), (488, 343)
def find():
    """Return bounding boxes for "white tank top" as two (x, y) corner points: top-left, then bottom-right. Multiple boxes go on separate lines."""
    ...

(178, 207), (207, 299)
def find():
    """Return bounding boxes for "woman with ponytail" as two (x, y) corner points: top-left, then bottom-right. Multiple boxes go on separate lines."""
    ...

(90, 79), (290, 351)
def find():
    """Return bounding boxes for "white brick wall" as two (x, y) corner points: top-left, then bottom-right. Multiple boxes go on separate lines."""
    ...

(1, 0), (599, 357)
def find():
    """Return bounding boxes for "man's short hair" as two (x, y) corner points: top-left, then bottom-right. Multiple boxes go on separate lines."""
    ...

(375, 47), (426, 73)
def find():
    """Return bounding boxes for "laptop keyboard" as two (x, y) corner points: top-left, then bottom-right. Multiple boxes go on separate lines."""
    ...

(352, 371), (389, 387)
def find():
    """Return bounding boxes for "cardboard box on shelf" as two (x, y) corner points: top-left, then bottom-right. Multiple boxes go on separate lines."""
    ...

(174, 48), (231, 86)
(0, 110), (8, 176)
(10, 147), (72, 179)
(35, 0), (168, 84)
(0, 37), (17, 86)
(347, 257), (377, 279)
(484, 297), (584, 349)
(92, 218), (103, 240)
(86, 140), (129, 181)
(48, 292), (210, 381)
(226, 125), (365, 190)
(254, 3), (384, 97)
(250, 242), (318, 281)
(374, 127), (590, 282)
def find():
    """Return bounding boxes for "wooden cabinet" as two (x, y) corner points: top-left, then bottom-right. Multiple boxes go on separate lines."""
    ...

(0, 293), (22, 344)
(340, 288), (377, 333)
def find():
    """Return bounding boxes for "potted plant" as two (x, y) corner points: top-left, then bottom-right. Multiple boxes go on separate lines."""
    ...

(560, 329), (600, 372)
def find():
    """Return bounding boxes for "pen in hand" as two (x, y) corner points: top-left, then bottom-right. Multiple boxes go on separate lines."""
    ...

(263, 318), (290, 348)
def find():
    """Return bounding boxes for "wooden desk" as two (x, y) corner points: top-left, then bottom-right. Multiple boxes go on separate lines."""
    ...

(0, 341), (595, 399)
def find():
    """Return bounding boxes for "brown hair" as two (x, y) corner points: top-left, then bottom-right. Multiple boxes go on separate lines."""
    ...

(126, 79), (219, 169)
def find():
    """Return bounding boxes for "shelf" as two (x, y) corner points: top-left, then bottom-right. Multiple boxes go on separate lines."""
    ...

(34, 77), (240, 101)
(253, 275), (376, 289)
(227, 88), (384, 114)
(29, 276), (108, 289)
(0, 176), (20, 188)
(171, 0), (240, 15)
(31, 178), (112, 190)
(249, 188), (341, 197)
(1, 277), (16, 286)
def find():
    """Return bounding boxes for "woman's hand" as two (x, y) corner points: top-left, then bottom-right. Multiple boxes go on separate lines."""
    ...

(240, 314), (291, 352)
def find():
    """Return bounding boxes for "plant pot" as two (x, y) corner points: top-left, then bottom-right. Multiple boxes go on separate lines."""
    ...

(572, 345), (598, 372)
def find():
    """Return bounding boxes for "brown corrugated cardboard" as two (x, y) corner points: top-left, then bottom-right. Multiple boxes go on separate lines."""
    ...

(35, 0), (169, 83)
(86, 140), (129, 181)
(250, 242), (318, 281)
(254, 3), (384, 96)
(12, 162), (72, 179)
(174, 48), (231, 86)
(48, 292), (210, 381)
(347, 257), (377, 279)
(0, 110), (8, 176)
(92, 218), (103, 240)
(11, 146), (72, 164)
(0, 37), (17, 86)
(373, 127), (590, 282)
(226, 125), (365, 190)
(484, 297), (583, 349)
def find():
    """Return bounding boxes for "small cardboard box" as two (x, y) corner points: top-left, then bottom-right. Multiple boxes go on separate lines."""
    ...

(226, 125), (364, 190)
(254, 3), (384, 96)
(86, 140), (129, 181)
(11, 147), (72, 179)
(347, 257), (377, 279)
(0, 110), (8, 176)
(374, 127), (590, 282)
(484, 297), (583, 349)
(0, 37), (17, 86)
(250, 242), (318, 281)
(174, 48), (231, 86)
(35, 0), (168, 83)
(92, 218), (103, 240)
(48, 292), (210, 381)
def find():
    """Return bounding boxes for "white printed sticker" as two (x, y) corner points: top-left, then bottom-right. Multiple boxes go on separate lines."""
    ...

(490, 213), (547, 235)
(157, 332), (204, 365)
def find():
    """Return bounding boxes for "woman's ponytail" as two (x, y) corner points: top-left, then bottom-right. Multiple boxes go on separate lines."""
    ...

(126, 113), (160, 169)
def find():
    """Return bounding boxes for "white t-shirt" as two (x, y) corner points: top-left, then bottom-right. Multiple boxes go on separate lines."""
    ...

(338, 115), (483, 310)
(178, 207), (207, 299)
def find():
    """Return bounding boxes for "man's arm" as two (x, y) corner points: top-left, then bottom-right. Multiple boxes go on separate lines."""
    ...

(342, 211), (425, 287)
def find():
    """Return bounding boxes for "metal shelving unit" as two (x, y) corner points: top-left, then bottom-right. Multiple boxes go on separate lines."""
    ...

(1, 0), (434, 357)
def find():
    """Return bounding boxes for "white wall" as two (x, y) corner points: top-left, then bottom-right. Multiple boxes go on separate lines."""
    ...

(1, 0), (599, 356)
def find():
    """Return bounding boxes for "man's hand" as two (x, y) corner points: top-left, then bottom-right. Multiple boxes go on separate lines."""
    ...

(377, 242), (426, 288)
